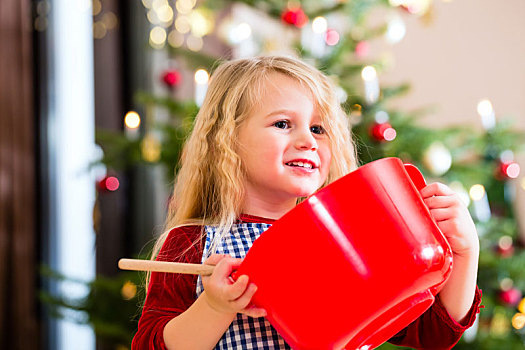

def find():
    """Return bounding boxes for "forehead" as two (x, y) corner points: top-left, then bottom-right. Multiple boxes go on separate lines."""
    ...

(251, 72), (319, 116)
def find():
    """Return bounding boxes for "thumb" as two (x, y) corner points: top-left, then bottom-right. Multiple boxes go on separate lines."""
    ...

(204, 254), (230, 266)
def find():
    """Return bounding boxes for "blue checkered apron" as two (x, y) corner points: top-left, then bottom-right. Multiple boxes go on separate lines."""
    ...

(196, 222), (292, 349)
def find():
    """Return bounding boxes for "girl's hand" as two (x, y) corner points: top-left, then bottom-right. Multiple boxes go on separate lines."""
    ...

(421, 182), (479, 258)
(201, 254), (267, 318)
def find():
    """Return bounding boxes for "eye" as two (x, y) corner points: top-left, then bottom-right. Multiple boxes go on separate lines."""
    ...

(273, 120), (290, 129)
(310, 125), (325, 135)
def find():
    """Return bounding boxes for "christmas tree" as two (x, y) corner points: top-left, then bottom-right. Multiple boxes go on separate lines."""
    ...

(45, 0), (525, 349)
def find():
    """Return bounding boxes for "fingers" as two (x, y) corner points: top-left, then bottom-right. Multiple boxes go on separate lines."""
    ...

(241, 305), (267, 318)
(227, 274), (250, 300)
(420, 182), (455, 198)
(203, 254), (230, 266)
(429, 207), (459, 222)
(202, 255), (261, 315)
(229, 279), (258, 309)
(421, 183), (465, 213)
(420, 183), (465, 222)
(423, 194), (458, 209)
(208, 256), (243, 281)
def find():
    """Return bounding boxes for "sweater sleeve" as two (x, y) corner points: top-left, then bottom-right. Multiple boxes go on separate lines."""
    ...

(388, 286), (483, 349)
(131, 225), (203, 350)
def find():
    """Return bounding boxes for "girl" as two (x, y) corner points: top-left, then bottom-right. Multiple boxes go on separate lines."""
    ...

(132, 56), (482, 350)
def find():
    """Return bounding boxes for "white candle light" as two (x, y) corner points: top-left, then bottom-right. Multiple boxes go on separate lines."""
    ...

(477, 99), (496, 130)
(385, 15), (406, 44)
(229, 22), (254, 57)
(194, 69), (209, 107)
(124, 111), (141, 139)
(361, 66), (380, 104)
(469, 184), (491, 223)
(308, 16), (327, 58)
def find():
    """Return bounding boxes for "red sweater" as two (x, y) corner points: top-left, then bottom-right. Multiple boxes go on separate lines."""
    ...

(132, 214), (482, 350)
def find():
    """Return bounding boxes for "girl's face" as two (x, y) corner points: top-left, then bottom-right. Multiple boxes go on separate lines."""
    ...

(237, 73), (332, 213)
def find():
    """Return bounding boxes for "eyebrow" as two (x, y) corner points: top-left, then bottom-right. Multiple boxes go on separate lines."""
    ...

(264, 109), (297, 119)
(265, 109), (324, 124)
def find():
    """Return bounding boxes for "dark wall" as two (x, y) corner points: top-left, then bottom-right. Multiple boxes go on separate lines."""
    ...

(0, 0), (40, 348)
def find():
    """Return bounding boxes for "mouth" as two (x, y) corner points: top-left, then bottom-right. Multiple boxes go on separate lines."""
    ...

(285, 159), (318, 170)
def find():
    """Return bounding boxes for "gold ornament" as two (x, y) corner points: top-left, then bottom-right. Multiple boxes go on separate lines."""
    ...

(490, 307), (510, 337)
(263, 39), (279, 53)
(511, 313), (525, 330)
(121, 281), (137, 300)
(420, 4), (435, 25)
(141, 133), (161, 162)
(518, 297), (525, 314)
(92, 194), (101, 234)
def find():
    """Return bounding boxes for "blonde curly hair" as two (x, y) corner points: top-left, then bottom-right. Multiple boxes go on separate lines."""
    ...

(150, 55), (358, 270)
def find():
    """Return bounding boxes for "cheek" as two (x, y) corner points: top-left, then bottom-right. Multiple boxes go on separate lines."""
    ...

(259, 137), (285, 162)
(244, 139), (284, 170)
(320, 144), (332, 177)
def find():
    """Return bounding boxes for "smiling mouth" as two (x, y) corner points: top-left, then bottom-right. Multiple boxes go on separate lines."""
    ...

(285, 161), (316, 169)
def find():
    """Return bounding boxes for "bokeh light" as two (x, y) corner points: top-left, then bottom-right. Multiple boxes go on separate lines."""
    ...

(325, 29), (340, 46)
(121, 281), (137, 300)
(189, 8), (214, 37)
(498, 236), (513, 251)
(512, 313), (525, 330)
(469, 184), (485, 201)
(361, 66), (377, 81)
(92, 0), (102, 16)
(93, 21), (107, 39)
(386, 16), (406, 43)
(503, 162), (520, 179)
(101, 176), (120, 192)
(194, 69), (209, 84)
(312, 17), (327, 34)
(374, 111), (389, 124)
(102, 12), (118, 30)
(186, 35), (203, 51)
(168, 30), (184, 48)
(124, 111), (141, 129)
(149, 26), (167, 47)
(383, 127), (397, 141)
(518, 298), (525, 313)
(477, 99), (493, 117)
(228, 22), (252, 44)
(157, 4), (174, 24)
(175, 15), (191, 33)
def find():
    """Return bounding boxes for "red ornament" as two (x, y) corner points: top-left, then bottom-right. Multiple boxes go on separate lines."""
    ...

(499, 288), (522, 306)
(497, 161), (521, 179)
(281, 7), (308, 28)
(162, 70), (181, 88)
(325, 29), (340, 46)
(97, 176), (120, 192)
(370, 122), (397, 142)
(355, 41), (369, 58)
(498, 245), (515, 258)
(497, 235), (515, 257)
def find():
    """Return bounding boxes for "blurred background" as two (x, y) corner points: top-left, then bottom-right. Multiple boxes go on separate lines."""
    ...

(1, 0), (525, 349)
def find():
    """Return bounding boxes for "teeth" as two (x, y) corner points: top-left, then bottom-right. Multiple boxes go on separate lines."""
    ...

(287, 161), (313, 169)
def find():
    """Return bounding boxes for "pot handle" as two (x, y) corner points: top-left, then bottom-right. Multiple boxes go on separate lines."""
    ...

(404, 163), (427, 192)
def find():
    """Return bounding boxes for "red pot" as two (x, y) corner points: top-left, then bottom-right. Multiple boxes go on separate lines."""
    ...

(235, 157), (453, 350)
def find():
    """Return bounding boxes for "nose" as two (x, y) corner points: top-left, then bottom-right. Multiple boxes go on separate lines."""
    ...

(294, 127), (318, 151)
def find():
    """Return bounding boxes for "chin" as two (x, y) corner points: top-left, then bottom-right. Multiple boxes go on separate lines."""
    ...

(287, 180), (324, 199)
(291, 187), (318, 198)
